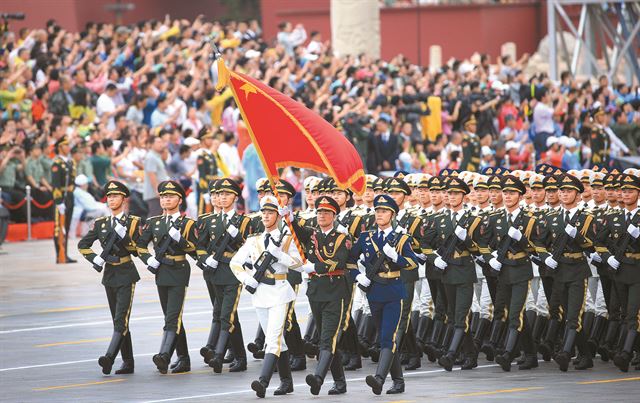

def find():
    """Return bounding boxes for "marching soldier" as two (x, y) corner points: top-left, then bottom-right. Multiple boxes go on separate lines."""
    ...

(596, 174), (640, 372)
(78, 180), (142, 375)
(51, 136), (77, 264)
(460, 115), (481, 172)
(197, 178), (252, 373)
(476, 175), (538, 371)
(352, 195), (418, 395)
(230, 195), (303, 397)
(589, 104), (610, 167)
(290, 196), (351, 395)
(426, 177), (482, 371)
(136, 181), (197, 374)
(535, 174), (597, 371)
(196, 127), (218, 215)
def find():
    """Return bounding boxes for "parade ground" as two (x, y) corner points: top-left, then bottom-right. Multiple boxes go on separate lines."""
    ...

(1, 239), (638, 403)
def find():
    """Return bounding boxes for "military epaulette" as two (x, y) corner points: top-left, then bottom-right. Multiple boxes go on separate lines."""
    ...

(147, 215), (164, 223)
(197, 212), (212, 220)
(95, 216), (108, 222)
(488, 210), (503, 217)
(247, 211), (261, 218)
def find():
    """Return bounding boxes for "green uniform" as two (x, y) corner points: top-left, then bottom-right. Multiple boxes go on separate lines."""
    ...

(460, 131), (481, 172)
(197, 151), (217, 215)
(51, 156), (76, 263)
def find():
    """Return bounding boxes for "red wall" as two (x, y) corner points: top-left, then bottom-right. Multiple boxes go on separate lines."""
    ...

(261, 0), (545, 64)
(1, 0), (227, 32)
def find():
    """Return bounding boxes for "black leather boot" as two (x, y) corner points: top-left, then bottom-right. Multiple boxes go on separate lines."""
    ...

(366, 348), (394, 395)
(153, 331), (177, 374)
(229, 328), (247, 372)
(247, 325), (265, 356)
(461, 332), (478, 370)
(587, 316), (606, 354)
(171, 329), (191, 373)
(480, 319), (504, 362)
(345, 351), (362, 371)
(273, 350), (294, 395)
(200, 320), (220, 364)
(424, 319), (443, 362)
(574, 331), (593, 370)
(598, 320), (619, 362)
(328, 350), (347, 395)
(306, 349), (332, 395)
(538, 319), (560, 362)
(473, 318), (491, 350)
(251, 353), (278, 398)
(436, 323), (454, 360)
(495, 328), (519, 372)
(209, 329), (230, 373)
(469, 312), (480, 338)
(415, 316), (432, 352)
(554, 328), (577, 372)
(114, 332), (134, 374)
(518, 354), (539, 370)
(386, 352), (404, 394)
(438, 328), (465, 372)
(613, 329), (637, 372)
(99, 331), (123, 375)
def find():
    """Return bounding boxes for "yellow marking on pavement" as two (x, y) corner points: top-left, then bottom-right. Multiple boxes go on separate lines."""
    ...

(40, 304), (107, 313)
(578, 377), (640, 385)
(35, 337), (110, 348)
(387, 400), (415, 403)
(166, 369), (211, 376)
(33, 379), (125, 391)
(451, 387), (544, 397)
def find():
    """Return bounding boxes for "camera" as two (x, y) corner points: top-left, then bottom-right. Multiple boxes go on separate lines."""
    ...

(1, 13), (25, 20)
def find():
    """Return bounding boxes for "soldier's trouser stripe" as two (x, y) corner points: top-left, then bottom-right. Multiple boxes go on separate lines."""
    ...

(391, 300), (404, 353)
(331, 300), (345, 353)
(229, 284), (243, 333)
(576, 279), (588, 332)
(176, 286), (188, 334)
(123, 283), (136, 336)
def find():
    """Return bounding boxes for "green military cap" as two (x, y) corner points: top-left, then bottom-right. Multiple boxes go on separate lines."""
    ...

(618, 174), (640, 191)
(365, 174), (378, 189)
(55, 135), (70, 151)
(218, 178), (241, 196)
(428, 176), (445, 191)
(208, 179), (220, 193)
(260, 195), (280, 212)
(543, 175), (560, 190)
(488, 175), (502, 190)
(447, 176), (470, 194)
(501, 175), (526, 194)
(374, 194), (399, 214)
(315, 195), (340, 214)
(104, 180), (130, 197)
(418, 174), (432, 189)
(558, 174), (584, 193)
(372, 177), (385, 192)
(276, 179), (296, 197)
(158, 180), (186, 199)
(463, 114), (477, 130)
(385, 177), (411, 194)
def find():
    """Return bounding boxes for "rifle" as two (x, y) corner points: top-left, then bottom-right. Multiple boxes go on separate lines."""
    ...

(210, 213), (244, 267)
(148, 217), (183, 274)
(359, 227), (404, 292)
(93, 217), (125, 272)
(337, 210), (353, 232)
(245, 229), (288, 294)
(57, 160), (71, 263)
(550, 210), (582, 262)
(438, 211), (471, 263)
(613, 213), (636, 264)
(496, 212), (524, 263)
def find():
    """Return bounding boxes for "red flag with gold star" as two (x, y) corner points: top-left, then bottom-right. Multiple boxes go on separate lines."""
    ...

(216, 61), (366, 194)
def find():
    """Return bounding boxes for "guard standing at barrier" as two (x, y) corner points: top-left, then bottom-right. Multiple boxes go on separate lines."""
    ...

(52, 135), (76, 264)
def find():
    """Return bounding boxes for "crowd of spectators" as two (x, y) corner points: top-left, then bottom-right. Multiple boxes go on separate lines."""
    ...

(1, 15), (639, 228)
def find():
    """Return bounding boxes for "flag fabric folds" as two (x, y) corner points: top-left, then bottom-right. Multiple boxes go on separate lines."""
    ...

(217, 62), (366, 194)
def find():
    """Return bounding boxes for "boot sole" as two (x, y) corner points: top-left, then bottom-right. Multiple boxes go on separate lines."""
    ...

(152, 355), (168, 374)
(98, 356), (112, 375)
(251, 381), (266, 398)
(365, 375), (382, 395)
(305, 374), (321, 395)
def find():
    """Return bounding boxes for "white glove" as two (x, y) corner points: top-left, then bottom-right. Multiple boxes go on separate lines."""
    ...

(383, 244), (398, 262)
(394, 226), (407, 235)
(508, 226), (522, 241)
(491, 250), (498, 259)
(590, 252), (602, 263)
(454, 226), (467, 241)
(627, 224), (640, 239)
(203, 193), (211, 204)
(114, 222), (127, 239)
(93, 255), (106, 267)
(565, 224), (577, 239)
(416, 253), (427, 262)
(489, 258), (502, 271)
(205, 256), (218, 269)
(418, 264), (426, 278)
(336, 224), (349, 235)
(607, 256), (620, 270)
(226, 224), (239, 238)
(148, 256), (160, 269)
(57, 204), (66, 214)
(301, 262), (316, 274)
(544, 256), (558, 269)
(278, 205), (293, 221)
(169, 227), (182, 242)
(356, 273), (371, 287)
(477, 255), (485, 263)
(267, 243), (283, 260)
(244, 276), (259, 289)
(434, 256), (447, 270)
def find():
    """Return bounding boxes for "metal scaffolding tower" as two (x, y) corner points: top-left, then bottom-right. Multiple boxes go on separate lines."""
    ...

(547, 0), (640, 82)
